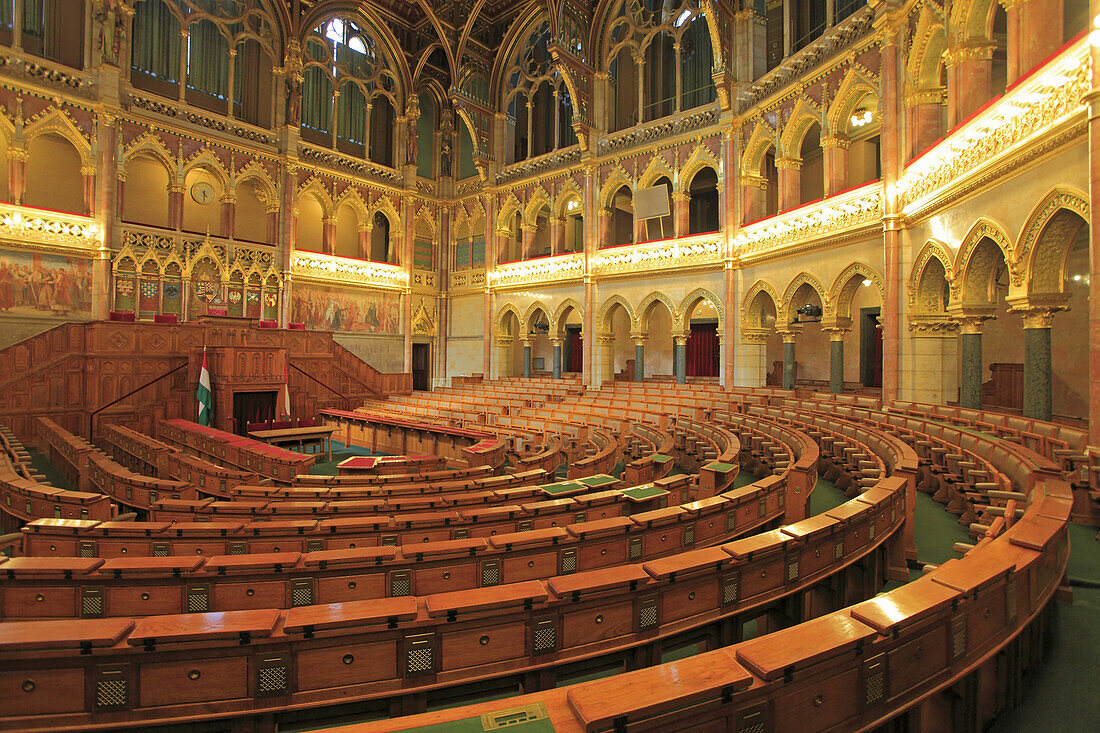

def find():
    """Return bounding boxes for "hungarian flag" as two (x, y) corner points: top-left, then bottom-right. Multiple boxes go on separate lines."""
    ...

(196, 349), (213, 426)
(279, 361), (291, 418)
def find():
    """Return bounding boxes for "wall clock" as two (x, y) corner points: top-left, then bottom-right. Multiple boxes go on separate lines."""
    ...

(191, 181), (215, 205)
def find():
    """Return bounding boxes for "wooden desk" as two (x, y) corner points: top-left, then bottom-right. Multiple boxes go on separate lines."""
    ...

(248, 426), (336, 461)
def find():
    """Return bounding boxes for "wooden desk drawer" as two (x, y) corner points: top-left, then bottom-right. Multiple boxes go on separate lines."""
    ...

(139, 657), (248, 706)
(212, 580), (286, 611)
(563, 600), (633, 648)
(316, 573), (387, 603)
(441, 622), (526, 671)
(296, 640), (397, 691)
(106, 585), (183, 617)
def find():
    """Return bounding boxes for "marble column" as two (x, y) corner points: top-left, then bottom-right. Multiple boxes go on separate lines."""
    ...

(551, 337), (563, 379)
(221, 195), (236, 239)
(549, 217), (564, 255)
(821, 136), (848, 197)
(776, 157), (801, 212)
(168, 184), (185, 230)
(959, 331), (983, 409)
(633, 335), (646, 382)
(828, 330), (846, 394)
(781, 331), (796, 390)
(955, 316), (992, 410)
(672, 191), (690, 238)
(522, 339), (532, 379)
(674, 335), (688, 384)
(1020, 309), (1058, 421)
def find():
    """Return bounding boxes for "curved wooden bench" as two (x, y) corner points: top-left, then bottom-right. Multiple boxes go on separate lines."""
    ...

(0, 475), (907, 731)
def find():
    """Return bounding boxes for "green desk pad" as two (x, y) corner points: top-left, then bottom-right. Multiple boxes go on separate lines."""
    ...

(650, 453), (673, 464)
(704, 461), (736, 473)
(577, 474), (617, 488)
(539, 481), (585, 496)
(619, 485), (670, 502)
(396, 702), (555, 732)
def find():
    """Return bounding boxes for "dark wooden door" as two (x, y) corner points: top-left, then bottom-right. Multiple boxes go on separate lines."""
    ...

(233, 391), (276, 435)
(412, 343), (431, 391)
(566, 327), (583, 372)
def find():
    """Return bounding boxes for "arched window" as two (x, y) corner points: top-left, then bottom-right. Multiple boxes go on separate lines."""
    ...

(370, 211), (392, 263)
(609, 186), (634, 247)
(503, 19), (581, 163)
(301, 16), (400, 165)
(563, 197), (583, 253)
(644, 32), (675, 121)
(186, 20), (229, 109)
(688, 168), (719, 234)
(131, 0), (182, 95)
(3, 0), (84, 68)
(416, 92), (436, 178)
(130, 2), (274, 124)
(799, 123), (823, 204)
(606, 1), (717, 128)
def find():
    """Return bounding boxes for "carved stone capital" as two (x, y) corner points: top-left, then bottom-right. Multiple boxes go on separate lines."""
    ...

(907, 315), (959, 337)
(741, 327), (770, 345)
(775, 157), (802, 170)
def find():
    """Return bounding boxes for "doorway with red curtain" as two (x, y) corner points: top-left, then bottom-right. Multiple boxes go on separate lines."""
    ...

(686, 322), (719, 377)
(566, 327), (583, 372)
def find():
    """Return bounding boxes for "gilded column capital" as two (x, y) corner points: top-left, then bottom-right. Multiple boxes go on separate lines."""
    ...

(741, 327), (769, 345)
(775, 156), (802, 170)
(820, 135), (850, 150)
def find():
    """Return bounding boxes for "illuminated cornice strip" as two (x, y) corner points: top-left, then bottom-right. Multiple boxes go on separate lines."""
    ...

(896, 40), (1088, 217)
(0, 203), (102, 252)
(489, 253), (585, 287)
(291, 250), (408, 289)
(733, 182), (883, 260)
(590, 234), (723, 276)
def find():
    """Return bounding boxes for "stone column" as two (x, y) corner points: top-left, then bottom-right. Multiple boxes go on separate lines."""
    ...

(522, 339), (532, 378)
(220, 194), (236, 239)
(632, 334), (646, 382)
(551, 337), (563, 379)
(357, 224), (370, 259)
(8, 148), (26, 205)
(906, 318), (960, 405)
(168, 183), (185, 230)
(821, 136), (848, 197)
(672, 191), (690, 238)
(674, 334), (688, 384)
(597, 207), (611, 248)
(738, 330), (769, 388)
(780, 330), (797, 390)
(321, 216), (336, 255)
(1017, 0), (1064, 74)
(959, 329), (983, 409)
(596, 333), (615, 385)
(1017, 308), (1061, 421)
(954, 314), (994, 410)
(776, 157), (801, 212)
(521, 223), (536, 259)
(81, 166), (96, 216)
(549, 217), (564, 255)
(740, 175), (766, 223)
(266, 205), (280, 245)
(494, 336), (514, 379)
(945, 45), (994, 128)
(825, 328), (848, 394)
(908, 92), (946, 159)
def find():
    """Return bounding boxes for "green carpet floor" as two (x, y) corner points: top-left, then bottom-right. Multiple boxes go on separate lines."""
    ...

(26, 448), (74, 491)
(305, 440), (381, 476)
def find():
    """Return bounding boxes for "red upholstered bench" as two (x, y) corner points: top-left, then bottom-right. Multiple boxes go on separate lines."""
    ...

(153, 314), (178, 324)
(207, 307), (228, 316)
(288, 322), (306, 330)
(108, 311), (135, 322)
(258, 319), (277, 329)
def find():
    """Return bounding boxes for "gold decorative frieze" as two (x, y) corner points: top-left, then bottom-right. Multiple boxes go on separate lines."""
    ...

(490, 252), (585, 288)
(590, 234), (722, 277)
(896, 40), (1087, 217)
(291, 249), (407, 290)
(120, 226), (275, 269)
(0, 203), (101, 253)
(734, 182), (883, 260)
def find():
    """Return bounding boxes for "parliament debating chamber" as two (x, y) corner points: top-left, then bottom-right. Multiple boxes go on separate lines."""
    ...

(0, 0), (1096, 731)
